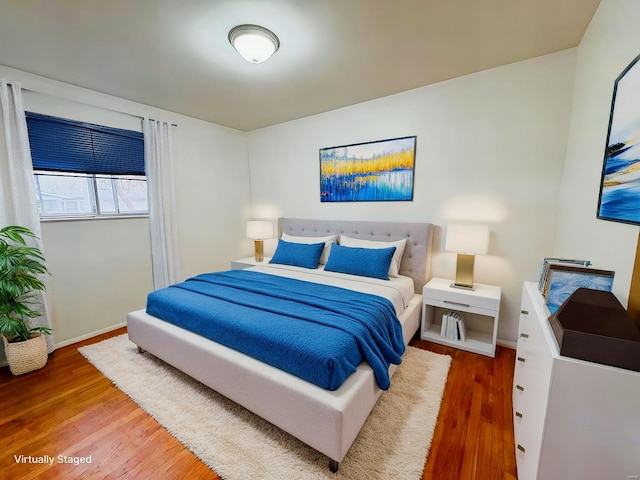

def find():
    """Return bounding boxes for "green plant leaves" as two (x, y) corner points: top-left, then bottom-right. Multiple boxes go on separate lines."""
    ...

(0, 225), (51, 343)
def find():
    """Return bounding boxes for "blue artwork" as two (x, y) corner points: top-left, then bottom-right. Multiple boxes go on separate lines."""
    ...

(547, 270), (614, 314)
(320, 136), (416, 202)
(598, 54), (640, 225)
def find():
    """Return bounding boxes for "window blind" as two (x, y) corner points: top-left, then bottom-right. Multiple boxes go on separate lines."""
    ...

(25, 112), (145, 176)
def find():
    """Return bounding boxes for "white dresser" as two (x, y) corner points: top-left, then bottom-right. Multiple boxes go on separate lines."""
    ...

(514, 282), (640, 480)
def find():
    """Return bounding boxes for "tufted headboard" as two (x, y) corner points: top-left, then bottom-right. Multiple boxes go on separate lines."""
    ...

(278, 218), (434, 293)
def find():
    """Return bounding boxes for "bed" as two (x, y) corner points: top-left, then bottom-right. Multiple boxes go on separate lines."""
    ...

(127, 218), (434, 471)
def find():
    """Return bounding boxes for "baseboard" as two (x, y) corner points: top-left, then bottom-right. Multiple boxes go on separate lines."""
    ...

(497, 338), (517, 349)
(0, 322), (127, 369)
(54, 322), (127, 349)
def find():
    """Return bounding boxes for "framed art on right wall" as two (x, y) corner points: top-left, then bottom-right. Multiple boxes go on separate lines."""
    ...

(597, 53), (640, 226)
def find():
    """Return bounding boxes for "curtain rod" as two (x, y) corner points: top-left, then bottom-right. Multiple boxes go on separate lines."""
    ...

(18, 84), (178, 127)
(144, 118), (178, 127)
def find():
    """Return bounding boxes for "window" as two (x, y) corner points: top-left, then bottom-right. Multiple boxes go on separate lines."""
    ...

(26, 112), (148, 218)
(33, 171), (148, 217)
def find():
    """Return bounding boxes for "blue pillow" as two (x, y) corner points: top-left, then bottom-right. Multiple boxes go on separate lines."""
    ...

(324, 243), (396, 280)
(269, 239), (324, 269)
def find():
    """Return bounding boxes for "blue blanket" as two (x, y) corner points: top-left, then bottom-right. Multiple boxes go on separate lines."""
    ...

(145, 270), (405, 390)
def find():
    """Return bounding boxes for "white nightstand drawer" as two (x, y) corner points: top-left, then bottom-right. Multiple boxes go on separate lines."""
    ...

(423, 278), (500, 312)
(421, 296), (497, 316)
(421, 277), (501, 357)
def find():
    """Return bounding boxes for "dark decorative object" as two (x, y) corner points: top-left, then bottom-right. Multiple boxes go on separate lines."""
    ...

(548, 288), (640, 372)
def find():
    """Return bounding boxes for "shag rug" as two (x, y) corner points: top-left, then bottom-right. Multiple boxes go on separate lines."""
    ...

(79, 335), (451, 480)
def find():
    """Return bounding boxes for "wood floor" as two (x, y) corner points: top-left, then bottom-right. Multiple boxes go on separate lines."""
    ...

(0, 328), (517, 479)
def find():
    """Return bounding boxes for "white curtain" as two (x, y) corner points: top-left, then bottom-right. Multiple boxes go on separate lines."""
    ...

(143, 118), (181, 289)
(0, 80), (55, 354)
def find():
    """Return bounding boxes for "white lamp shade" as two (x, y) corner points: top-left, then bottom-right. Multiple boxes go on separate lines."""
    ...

(229, 25), (280, 64)
(246, 220), (274, 240)
(445, 224), (489, 255)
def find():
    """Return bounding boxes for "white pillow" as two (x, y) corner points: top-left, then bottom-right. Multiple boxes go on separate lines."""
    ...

(338, 235), (407, 277)
(280, 232), (338, 264)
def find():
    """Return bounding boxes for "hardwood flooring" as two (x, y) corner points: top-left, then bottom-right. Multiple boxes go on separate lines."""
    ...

(0, 328), (517, 479)
(417, 340), (518, 480)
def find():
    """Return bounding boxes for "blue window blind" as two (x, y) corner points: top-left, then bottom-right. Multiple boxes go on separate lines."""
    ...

(25, 112), (145, 175)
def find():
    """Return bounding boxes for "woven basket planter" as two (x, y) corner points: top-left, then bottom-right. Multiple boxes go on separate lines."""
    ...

(3, 333), (48, 376)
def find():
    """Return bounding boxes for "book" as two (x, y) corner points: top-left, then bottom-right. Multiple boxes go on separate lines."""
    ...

(446, 312), (455, 339)
(458, 315), (466, 342)
(441, 311), (467, 342)
(441, 312), (448, 337)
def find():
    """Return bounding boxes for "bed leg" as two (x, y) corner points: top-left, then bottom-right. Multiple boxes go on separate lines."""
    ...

(137, 346), (145, 354)
(329, 459), (339, 473)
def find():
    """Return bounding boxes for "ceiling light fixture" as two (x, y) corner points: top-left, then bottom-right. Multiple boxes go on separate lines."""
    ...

(228, 24), (280, 64)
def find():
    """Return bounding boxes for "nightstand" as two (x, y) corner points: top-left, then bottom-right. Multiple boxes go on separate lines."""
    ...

(421, 277), (501, 357)
(230, 256), (272, 270)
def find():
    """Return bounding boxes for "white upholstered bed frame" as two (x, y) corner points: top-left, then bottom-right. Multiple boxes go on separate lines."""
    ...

(127, 218), (434, 471)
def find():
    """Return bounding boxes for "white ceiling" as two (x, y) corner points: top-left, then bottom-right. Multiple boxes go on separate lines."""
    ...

(0, 0), (601, 131)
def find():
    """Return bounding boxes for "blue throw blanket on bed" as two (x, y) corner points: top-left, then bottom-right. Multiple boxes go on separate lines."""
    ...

(145, 270), (405, 390)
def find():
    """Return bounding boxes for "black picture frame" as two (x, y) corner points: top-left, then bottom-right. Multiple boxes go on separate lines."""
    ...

(319, 136), (416, 202)
(597, 53), (640, 226)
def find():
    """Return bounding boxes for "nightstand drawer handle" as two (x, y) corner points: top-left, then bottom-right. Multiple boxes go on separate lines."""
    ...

(517, 444), (526, 454)
(443, 300), (470, 308)
(515, 411), (523, 418)
(516, 384), (524, 391)
(520, 310), (529, 315)
(517, 357), (526, 363)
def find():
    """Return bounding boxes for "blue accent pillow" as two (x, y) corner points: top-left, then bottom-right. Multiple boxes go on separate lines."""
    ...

(269, 239), (324, 269)
(324, 243), (396, 280)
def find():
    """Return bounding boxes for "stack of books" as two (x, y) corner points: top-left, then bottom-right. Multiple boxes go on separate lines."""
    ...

(440, 311), (466, 342)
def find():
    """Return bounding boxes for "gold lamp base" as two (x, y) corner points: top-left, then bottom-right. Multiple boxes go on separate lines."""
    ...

(254, 240), (264, 262)
(451, 253), (476, 290)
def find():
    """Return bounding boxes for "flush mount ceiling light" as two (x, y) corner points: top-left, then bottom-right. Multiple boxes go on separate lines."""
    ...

(228, 24), (280, 64)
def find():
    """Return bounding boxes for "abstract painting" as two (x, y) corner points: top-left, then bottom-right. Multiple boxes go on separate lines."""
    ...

(545, 264), (615, 314)
(319, 136), (416, 202)
(597, 54), (640, 225)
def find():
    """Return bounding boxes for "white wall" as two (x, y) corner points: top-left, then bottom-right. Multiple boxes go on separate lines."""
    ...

(247, 50), (577, 344)
(554, 0), (640, 308)
(0, 64), (250, 349)
(8, 4), (633, 351)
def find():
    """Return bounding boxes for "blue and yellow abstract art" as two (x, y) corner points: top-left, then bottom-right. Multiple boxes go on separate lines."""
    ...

(320, 136), (416, 202)
(598, 54), (640, 225)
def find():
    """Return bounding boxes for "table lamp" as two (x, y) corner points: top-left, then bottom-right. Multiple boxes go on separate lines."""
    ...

(445, 224), (490, 290)
(246, 220), (273, 262)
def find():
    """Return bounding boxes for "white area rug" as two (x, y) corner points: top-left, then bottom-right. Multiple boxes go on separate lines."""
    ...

(79, 335), (451, 480)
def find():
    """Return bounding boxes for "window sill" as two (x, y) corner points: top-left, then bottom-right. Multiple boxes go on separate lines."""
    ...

(40, 214), (149, 223)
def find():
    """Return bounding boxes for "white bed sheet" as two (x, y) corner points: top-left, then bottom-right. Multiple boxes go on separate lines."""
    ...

(247, 263), (415, 313)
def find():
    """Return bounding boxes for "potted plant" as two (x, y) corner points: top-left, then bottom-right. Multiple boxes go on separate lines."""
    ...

(0, 225), (52, 375)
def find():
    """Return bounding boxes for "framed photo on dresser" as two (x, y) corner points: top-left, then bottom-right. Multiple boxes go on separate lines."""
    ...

(544, 264), (614, 314)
